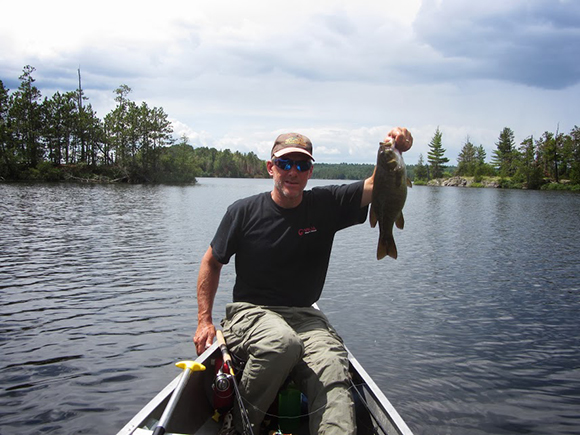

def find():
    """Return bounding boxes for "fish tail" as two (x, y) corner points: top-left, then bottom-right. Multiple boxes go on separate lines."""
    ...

(377, 234), (398, 260)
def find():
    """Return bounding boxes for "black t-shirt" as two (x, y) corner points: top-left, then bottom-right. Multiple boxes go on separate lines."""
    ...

(211, 181), (368, 307)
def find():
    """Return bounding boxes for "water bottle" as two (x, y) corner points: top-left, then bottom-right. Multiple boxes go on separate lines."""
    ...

(278, 381), (301, 433)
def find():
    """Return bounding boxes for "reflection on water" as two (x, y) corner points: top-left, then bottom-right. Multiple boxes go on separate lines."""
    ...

(1, 180), (579, 435)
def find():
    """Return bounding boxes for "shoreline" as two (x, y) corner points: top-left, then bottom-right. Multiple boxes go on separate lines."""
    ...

(418, 176), (580, 191)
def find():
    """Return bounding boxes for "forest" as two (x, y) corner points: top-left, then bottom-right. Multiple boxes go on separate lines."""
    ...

(1, 66), (579, 190)
(415, 126), (580, 190)
(0, 66), (266, 183)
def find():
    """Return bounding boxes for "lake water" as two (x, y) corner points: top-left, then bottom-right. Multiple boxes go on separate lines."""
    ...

(1, 178), (579, 435)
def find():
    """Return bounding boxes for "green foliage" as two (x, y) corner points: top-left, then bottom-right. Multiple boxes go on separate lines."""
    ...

(455, 138), (492, 180)
(541, 182), (580, 192)
(2, 66), (580, 191)
(456, 138), (477, 176)
(155, 136), (200, 183)
(312, 163), (374, 180)
(190, 146), (267, 179)
(9, 66), (44, 169)
(414, 153), (429, 181)
(492, 127), (517, 177)
(36, 161), (63, 181)
(0, 66), (268, 183)
(0, 79), (16, 179)
(568, 126), (580, 184)
(427, 127), (449, 179)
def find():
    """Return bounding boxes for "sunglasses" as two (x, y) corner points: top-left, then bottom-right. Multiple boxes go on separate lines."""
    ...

(273, 158), (313, 172)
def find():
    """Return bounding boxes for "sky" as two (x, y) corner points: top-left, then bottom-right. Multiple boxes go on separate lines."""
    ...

(1, 0), (579, 165)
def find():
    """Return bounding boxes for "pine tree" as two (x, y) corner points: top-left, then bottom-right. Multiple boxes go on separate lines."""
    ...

(569, 126), (580, 185)
(414, 153), (429, 181)
(492, 127), (516, 177)
(456, 137), (477, 176)
(515, 136), (543, 188)
(0, 80), (15, 178)
(9, 65), (43, 168)
(427, 127), (449, 179)
(475, 145), (487, 166)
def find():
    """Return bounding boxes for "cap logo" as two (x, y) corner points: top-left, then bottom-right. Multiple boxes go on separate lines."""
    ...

(286, 136), (304, 145)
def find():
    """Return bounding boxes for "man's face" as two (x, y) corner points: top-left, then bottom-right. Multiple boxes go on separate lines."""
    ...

(267, 152), (313, 207)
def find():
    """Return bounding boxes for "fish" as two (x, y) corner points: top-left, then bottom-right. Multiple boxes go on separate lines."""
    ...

(370, 139), (412, 260)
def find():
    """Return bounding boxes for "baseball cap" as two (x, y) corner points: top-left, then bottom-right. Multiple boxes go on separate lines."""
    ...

(271, 133), (315, 161)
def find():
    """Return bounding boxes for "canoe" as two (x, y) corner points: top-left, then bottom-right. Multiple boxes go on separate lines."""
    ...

(117, 341), (414, 435)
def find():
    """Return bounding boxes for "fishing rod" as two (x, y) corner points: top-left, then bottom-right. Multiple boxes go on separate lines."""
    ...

(216, 330), (255, 435)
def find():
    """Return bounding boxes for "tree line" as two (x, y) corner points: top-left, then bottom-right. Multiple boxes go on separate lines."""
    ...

(415, 126), (580, 189)
(2, 66), (579, 189)
(0, 66), (267, 183)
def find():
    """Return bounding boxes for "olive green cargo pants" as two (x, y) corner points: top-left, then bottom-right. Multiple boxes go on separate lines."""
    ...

(221, 302), (356, 435)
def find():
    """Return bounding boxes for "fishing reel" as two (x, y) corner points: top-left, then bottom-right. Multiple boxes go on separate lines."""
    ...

(213, 369), (234, 397)
(212, 360), (235, 413)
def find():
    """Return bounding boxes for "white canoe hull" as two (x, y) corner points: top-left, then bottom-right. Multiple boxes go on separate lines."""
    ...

(117, 343), (414, 435)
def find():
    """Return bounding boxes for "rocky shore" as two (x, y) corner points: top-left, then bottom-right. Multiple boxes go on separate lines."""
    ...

(427, 176), (500, 188)
(423, 176), (579, 191)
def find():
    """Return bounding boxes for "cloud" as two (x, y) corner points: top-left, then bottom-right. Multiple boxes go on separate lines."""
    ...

(1, 0), (578, 167)
(413, 0), (580, 89)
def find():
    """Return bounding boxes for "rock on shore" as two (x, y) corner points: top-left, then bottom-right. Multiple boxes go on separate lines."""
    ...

(427, 177), (500, 188)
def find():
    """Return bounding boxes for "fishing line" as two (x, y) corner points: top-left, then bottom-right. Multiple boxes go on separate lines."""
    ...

(222, 375), (389, 434)
(244, 380), (389, 434)
(348, 379), (390, 435)
(238, 382), (360, 420)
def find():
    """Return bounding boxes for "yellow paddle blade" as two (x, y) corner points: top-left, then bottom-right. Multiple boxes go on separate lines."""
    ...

(175, 361), (206, 372)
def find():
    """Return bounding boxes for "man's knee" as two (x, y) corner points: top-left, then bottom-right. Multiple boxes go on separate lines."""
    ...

(254, 328), (304, 363)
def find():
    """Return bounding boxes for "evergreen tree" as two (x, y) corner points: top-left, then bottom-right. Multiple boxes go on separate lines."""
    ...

(475, 145), (487, 166)
(536, 129), (567, 183)
(158, 135), (199, 183)
(492, 127), (516, 177)
(9, 65), (43, 169)
(473, 144), (495, 178)
(427, 127), (449, 179)
(104, 84), (134, 167)
(42, 91), (77, 165)
(193, 147), (219, 176)
(80, 102), (105, 167)
(0, 80), (15, 178)
(514, 136), (543, 188)
(135, 102), (174, 178)
(456, 137), (477, 176)
(560, 132), (574, 181)
(414, 153), (429, 181)
(569, 126), (580, 185)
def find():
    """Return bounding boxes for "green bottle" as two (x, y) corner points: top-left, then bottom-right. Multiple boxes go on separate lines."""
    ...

(278, 381), (301, 432)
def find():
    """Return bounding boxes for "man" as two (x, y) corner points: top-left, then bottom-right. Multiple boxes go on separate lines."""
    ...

(194, 128), (412, 435)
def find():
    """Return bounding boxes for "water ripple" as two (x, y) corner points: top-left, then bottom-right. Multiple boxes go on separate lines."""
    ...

(2, 182), (580, 434)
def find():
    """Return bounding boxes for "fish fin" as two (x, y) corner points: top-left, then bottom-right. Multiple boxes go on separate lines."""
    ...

(407, 177), (412, 188)
(377, 236), (398, 260)
(395, 172), (403, 188)
(395, 212), (405, 230)
(377, 240), (387, 260)
(369, 205), (377, 228)
(389, 244), (397, 260)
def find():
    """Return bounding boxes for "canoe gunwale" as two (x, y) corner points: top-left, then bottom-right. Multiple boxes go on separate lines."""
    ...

(117, 343), (414, 435)
(116, 344), (219, 435)
(346, 347), (413, 435)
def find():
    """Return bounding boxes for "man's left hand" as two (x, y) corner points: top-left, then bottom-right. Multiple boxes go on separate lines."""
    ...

(385, 127), (413, 152)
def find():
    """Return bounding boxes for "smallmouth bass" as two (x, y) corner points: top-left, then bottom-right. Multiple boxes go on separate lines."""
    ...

(370, 140), (412, 260)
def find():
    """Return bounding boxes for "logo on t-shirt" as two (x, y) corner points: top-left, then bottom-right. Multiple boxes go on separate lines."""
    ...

(298, 226), (317, 236)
